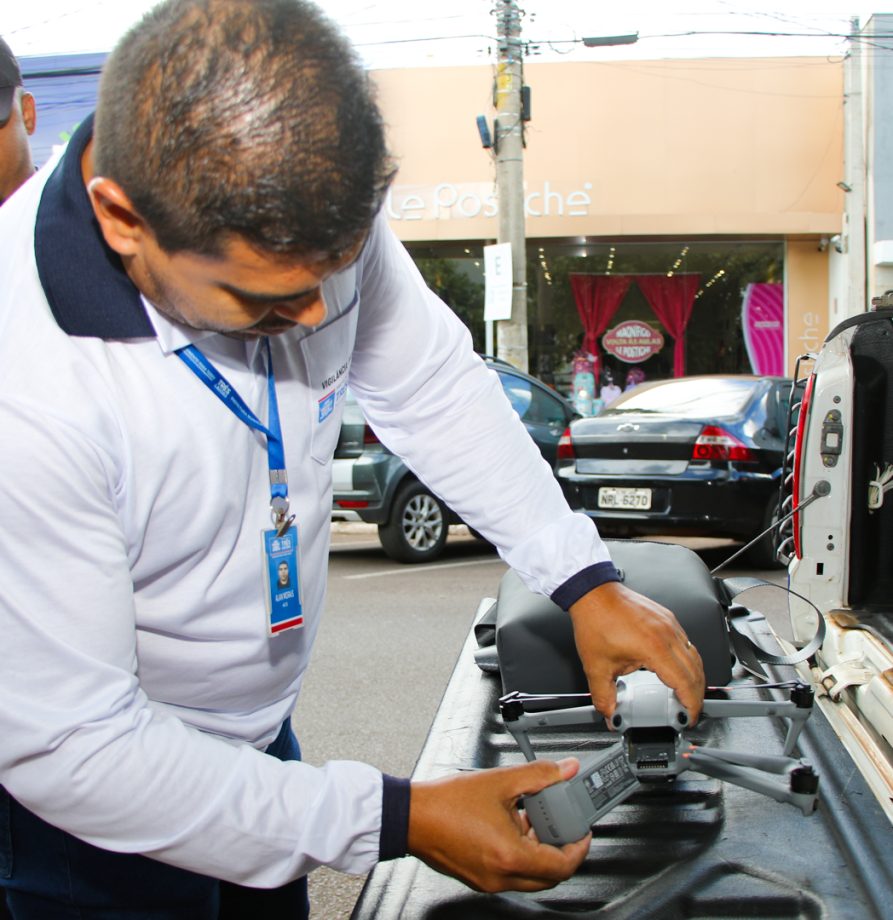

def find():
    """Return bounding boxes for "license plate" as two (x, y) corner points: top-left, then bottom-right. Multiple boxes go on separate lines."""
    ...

(597, 487), (652, 510)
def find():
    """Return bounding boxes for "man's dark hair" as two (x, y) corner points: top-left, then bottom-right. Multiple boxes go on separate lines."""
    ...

(94, 0), (395, 259)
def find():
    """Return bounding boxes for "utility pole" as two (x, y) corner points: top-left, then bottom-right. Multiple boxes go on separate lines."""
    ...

(842, 16), (866, 318)
(493, 0), (528, 371)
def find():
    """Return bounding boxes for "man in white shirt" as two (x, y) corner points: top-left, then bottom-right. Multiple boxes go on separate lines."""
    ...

(0, 1), (704, 917)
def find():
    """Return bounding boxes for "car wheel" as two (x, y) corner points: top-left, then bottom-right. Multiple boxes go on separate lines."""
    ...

(378, 480), (449, 563)
(744, 496), (785, 569)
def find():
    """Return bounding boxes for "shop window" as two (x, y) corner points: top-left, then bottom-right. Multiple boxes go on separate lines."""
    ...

(403, 240), (783, 394)
(528, 240), (784, 395)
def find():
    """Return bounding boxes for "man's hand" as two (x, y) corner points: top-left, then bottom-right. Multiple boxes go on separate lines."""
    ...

(568, 581), (706, 721)
(408, 758), (590, 892)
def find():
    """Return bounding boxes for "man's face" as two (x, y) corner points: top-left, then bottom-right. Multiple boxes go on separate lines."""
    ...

(0, 89), (36, 205)
(124, 225), (363, 338)
(277, 562), (289, 586)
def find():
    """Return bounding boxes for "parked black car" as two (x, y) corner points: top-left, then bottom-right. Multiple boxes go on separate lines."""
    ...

(332, 359), (580, 563)
(556, 375), (793, 567)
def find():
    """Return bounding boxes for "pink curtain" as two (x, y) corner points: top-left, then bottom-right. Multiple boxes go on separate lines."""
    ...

(569, 274), (633, 361)
(634, 274), (701, 377)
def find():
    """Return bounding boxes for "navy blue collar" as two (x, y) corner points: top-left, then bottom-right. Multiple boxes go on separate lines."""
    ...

(34, 113), (155, 339)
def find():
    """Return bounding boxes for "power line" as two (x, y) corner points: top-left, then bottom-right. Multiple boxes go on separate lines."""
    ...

(335, 27), (892, 52)
(351, 33), (494, 48)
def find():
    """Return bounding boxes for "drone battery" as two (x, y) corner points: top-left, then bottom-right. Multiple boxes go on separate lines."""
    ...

(524, 745), (640, 845)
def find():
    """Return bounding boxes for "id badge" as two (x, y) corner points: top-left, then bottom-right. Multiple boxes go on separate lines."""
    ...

(262, 526), (303, 636)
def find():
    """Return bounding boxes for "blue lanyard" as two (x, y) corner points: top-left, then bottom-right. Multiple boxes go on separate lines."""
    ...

(176, 338), (294, 534)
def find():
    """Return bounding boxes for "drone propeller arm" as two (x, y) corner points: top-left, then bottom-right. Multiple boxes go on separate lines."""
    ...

(701, 698), (803, 720)
(688, 744), (802, 775)
(685, 749), (818, 816)
(700, 696), (812, 756)
(500, 703), (603, 763)
(505, 705), (603, 735)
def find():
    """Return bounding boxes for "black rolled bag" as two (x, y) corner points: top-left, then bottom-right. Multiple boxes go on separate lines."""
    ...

(479, 540), (734, 700)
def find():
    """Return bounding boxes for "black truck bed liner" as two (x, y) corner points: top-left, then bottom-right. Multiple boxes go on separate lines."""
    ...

(352, 612), (893, 919)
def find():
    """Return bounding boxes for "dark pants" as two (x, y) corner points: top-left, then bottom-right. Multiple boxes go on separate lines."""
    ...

(0, 722), (309, 919)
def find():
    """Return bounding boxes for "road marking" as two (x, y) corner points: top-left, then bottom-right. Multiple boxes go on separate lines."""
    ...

(343, 558), (505, 580)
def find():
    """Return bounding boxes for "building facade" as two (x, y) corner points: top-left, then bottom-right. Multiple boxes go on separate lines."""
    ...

(23, 49), (852, 388)
(373, 55), (845, 387)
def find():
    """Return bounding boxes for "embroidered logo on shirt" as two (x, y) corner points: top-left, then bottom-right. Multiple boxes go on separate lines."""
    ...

(319, 391), (336, 422)
(318, 382), (348, 423)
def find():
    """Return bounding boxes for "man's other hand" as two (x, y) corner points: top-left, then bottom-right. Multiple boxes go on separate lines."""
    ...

(408, 758), (590, 892)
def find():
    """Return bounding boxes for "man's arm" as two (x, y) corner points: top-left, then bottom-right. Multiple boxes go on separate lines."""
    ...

(350, 215), (706, 717)
(348, 215), (615, 591)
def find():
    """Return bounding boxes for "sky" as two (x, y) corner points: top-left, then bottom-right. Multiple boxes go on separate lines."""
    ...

(4, 1), (878, 67)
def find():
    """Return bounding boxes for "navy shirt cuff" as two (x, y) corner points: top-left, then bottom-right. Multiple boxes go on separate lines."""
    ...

(550, 561), (622, 610)
(379, 774), (411, 861)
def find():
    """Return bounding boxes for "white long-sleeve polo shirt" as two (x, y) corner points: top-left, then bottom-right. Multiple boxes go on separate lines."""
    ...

(0, 116), (617, 886)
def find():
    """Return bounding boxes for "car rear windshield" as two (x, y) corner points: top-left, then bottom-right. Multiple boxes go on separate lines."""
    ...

(604, 378), (758, 418)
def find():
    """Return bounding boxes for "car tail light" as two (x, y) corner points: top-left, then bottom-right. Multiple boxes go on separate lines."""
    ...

(556, 427), (575, 463)
(792, 373), (815, 560)
(363, 425), (380, 445)
(692, 426), (755, 462)
(336, 500), (370, 509)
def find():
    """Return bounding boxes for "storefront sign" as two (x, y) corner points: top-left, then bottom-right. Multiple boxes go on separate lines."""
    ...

(603, 320), (665, 364)
(384, 180), (593, 222)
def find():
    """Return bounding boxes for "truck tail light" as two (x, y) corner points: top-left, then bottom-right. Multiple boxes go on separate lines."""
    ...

(792, 373), (815, 559)
(692, 426), (755, 462)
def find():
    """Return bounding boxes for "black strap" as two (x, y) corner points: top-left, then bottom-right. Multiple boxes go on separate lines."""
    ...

(718, 576), (826, 679)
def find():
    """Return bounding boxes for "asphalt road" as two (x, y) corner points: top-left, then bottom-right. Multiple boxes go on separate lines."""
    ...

(294, 525), (789, 920)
